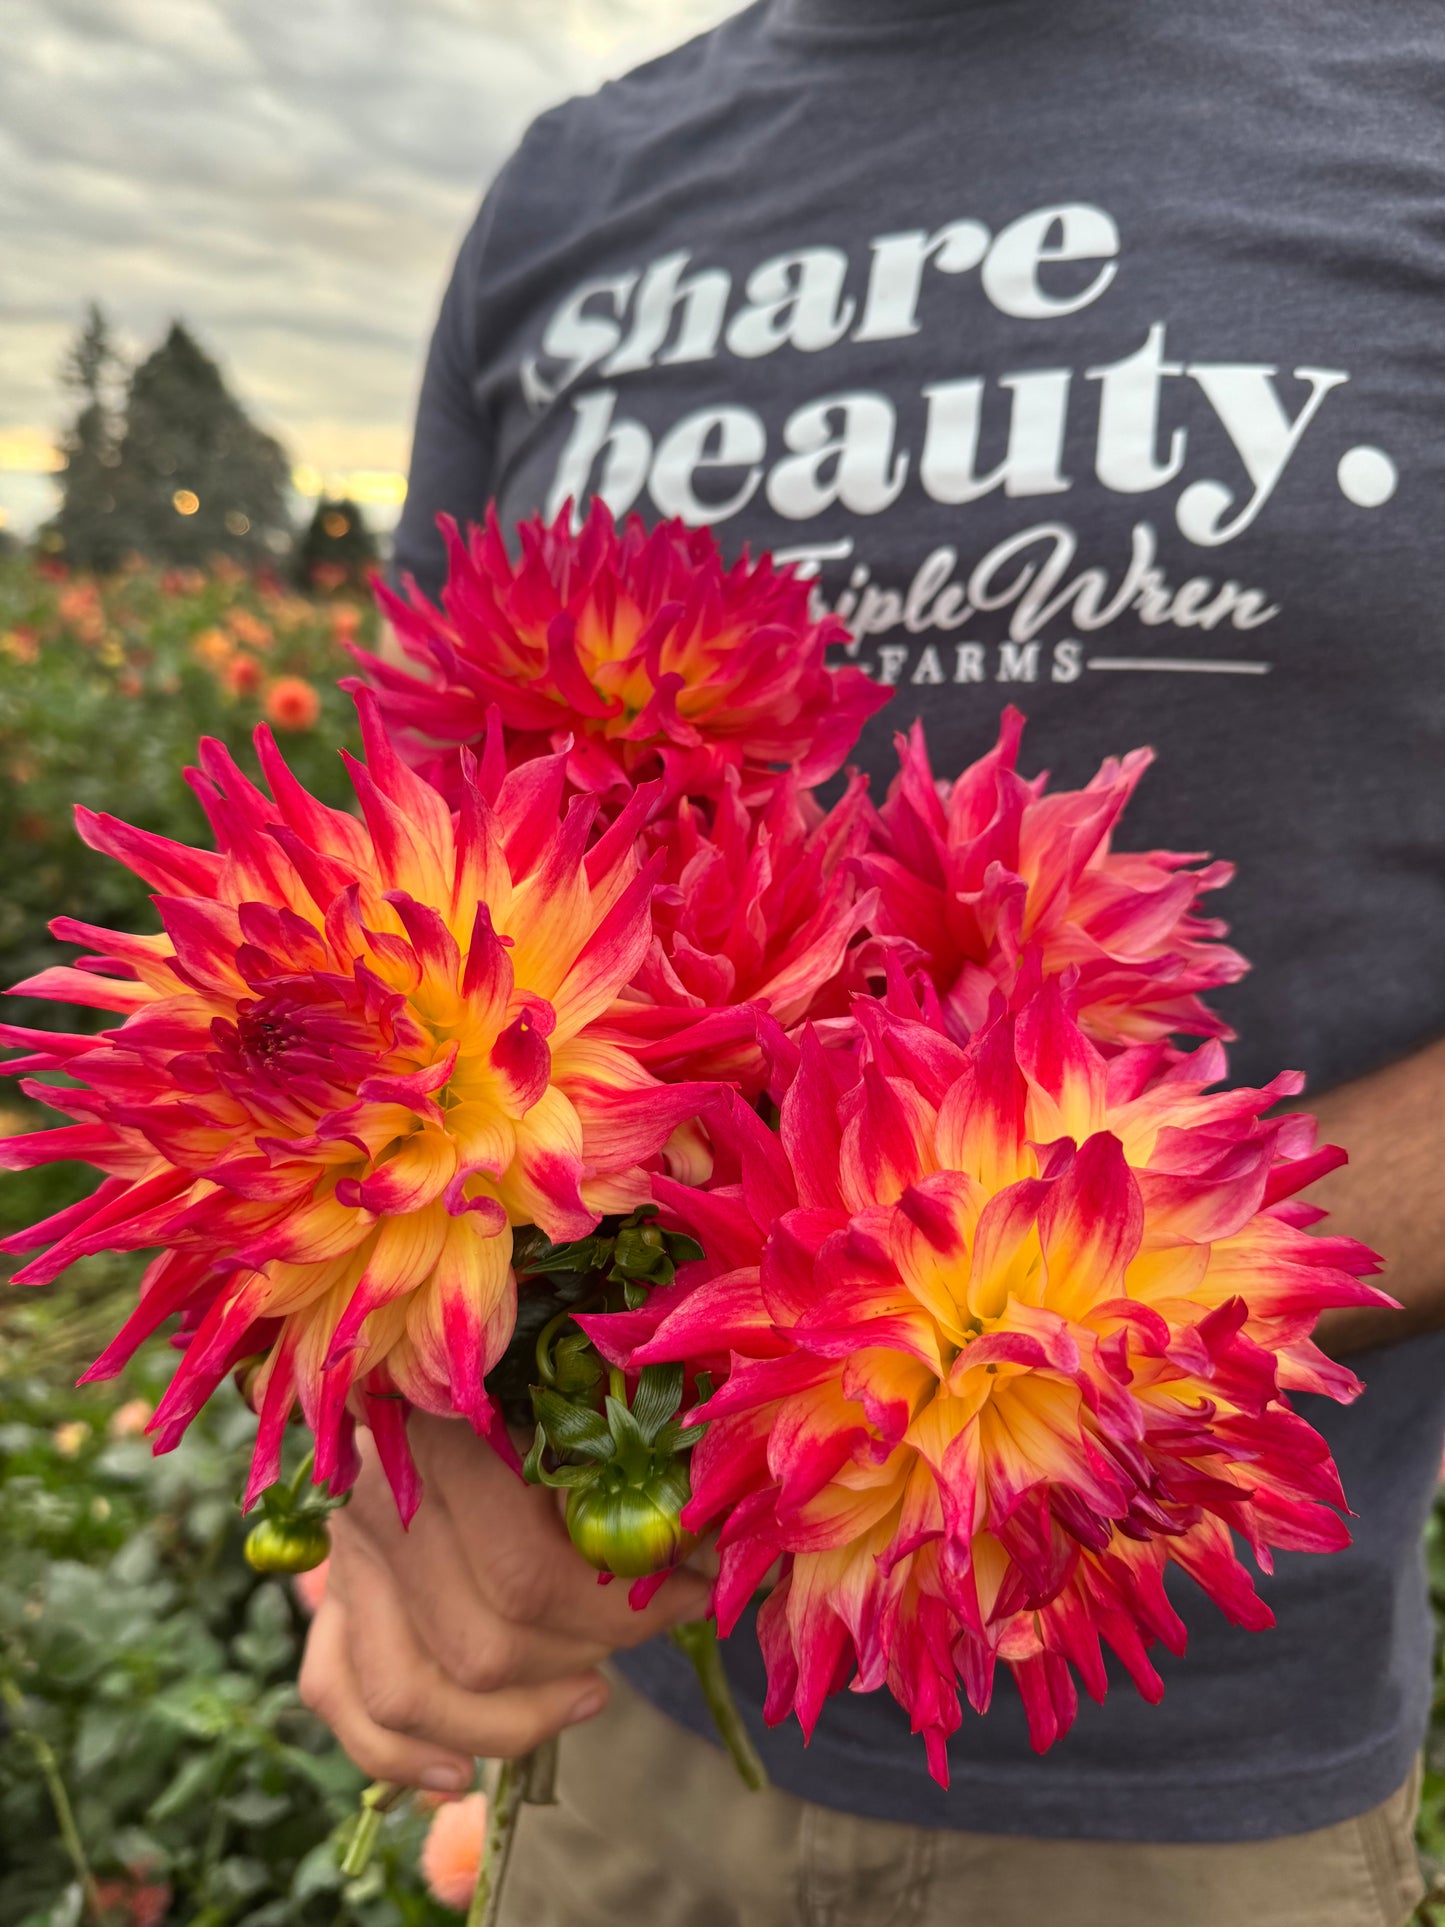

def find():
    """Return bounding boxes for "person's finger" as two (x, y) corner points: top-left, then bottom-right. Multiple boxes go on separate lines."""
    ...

(298, 1594), (473, 1792)
(330, 1501), (613, 1689)
(341, 1538), (611, 1759)
(409, 1414), (713, 1643)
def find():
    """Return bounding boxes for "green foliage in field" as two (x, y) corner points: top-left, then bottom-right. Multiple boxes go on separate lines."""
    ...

(0, 1271), (461, 1927)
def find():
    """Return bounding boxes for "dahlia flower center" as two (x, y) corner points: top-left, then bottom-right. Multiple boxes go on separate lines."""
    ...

(213, 983), (397, 1111)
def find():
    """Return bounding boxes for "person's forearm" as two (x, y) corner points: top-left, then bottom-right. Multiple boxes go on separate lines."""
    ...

(1299, 1034), (1445, 1355)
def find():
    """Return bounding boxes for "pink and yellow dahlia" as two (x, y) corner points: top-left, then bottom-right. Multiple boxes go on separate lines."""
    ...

(0, 692), (710, 1516)
(861, 709), (1247, 1052)
(597, 769), (877, 1098)
(364, 501), (890, 801)
(590, 981), (1387, 1782)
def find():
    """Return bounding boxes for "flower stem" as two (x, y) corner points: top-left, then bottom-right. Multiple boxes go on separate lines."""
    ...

(523, 1733), (559, 1806)
(0, 1675), (103, 1925)
(467, 1755), (525, 1927)
(339, 1777), (406, 1878)
(288, 1444), (317, 1503)
(669, 1619), (769, 1792)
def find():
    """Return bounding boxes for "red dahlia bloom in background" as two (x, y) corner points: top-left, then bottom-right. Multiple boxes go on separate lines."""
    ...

(0, 692), (710, 1517)
(861, 709), (1247, 1052)
(588, 979), (1387, 1783)
(362, 501), (890, 801)
(596, 769), (878, 1098)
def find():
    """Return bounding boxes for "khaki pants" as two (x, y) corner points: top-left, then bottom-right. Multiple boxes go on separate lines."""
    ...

(501, 1671), (1425, 1927)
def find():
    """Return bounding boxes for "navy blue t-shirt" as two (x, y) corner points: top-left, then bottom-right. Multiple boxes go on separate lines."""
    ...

(393, 0), (1445, 1841)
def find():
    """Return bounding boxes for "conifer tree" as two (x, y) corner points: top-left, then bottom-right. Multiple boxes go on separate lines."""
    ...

(297, 495), (379, 589)
(48, 303), (127, 572)
(107, 322), (292, 567)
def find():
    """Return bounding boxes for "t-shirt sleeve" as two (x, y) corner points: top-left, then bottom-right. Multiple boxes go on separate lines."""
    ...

(390, 188), (508, 604)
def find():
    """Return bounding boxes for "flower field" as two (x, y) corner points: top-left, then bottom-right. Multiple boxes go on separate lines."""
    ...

(1, 548), (1444, 1924)
(0, 555), (458, 1925)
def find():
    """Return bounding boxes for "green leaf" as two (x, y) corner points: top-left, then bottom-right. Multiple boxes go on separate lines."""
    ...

(531, 1387), (612, 1456)
(74, 1704), (128, 1777)
(147, 1748), (226, 1822)
(514, 1230), (612, 1279)
(605, 1396), (647, 1450)
(46, 1886), (83, 1927)
(521, 1426), (548, 1487)
(213, 1854), (269, 1899)
(629, 1364), (684, 1444)
(222, 1785), (292, 1828)
(534, 1460), (604, 1492)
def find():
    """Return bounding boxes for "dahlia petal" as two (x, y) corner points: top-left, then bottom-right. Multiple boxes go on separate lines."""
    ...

(1037, 1132), (1144, 1318)
(74, 806), (225, 896)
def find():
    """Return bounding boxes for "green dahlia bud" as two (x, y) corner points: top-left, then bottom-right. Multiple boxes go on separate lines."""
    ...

(244, 1514), (332, 1574)
(565, 1462), (694, 1578)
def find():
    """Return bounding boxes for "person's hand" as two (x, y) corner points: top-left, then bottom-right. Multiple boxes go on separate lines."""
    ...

(298, 1412), (712, 1791)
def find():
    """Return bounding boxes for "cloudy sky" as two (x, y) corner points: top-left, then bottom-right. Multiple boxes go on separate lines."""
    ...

(0, 0), (734, 534)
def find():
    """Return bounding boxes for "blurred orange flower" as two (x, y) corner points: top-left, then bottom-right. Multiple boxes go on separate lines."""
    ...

(420, 1792), (489, 1910)
(263, 674), (321, 730)
(192, 627), (234, 669)
(117, 670), (144, 699)
(1, 627), (39, 665)
(57, 583), (101, 623)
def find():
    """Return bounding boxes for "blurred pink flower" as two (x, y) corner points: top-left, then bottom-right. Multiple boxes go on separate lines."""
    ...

(93, 1876), (172, 1927)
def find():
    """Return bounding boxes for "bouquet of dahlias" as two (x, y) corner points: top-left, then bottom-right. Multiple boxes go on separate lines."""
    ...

(4, 501), (1391, 1914)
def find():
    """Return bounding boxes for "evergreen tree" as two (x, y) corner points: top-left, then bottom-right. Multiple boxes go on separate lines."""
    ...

(107, 322), (292, 568)
(296, 495), (379, 590)
(48, 303), (127, 572)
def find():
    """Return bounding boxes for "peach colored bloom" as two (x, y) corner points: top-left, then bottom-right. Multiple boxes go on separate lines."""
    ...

(227, 609), (273, 651)
(117, 670), (144, 699)
(263, 676), (321, 731)
(52, 1420), (90, 1458)
(58, 584), (101, 623)
(108, 1397), (153, 1439)
(420, 1791), (488, 1910)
